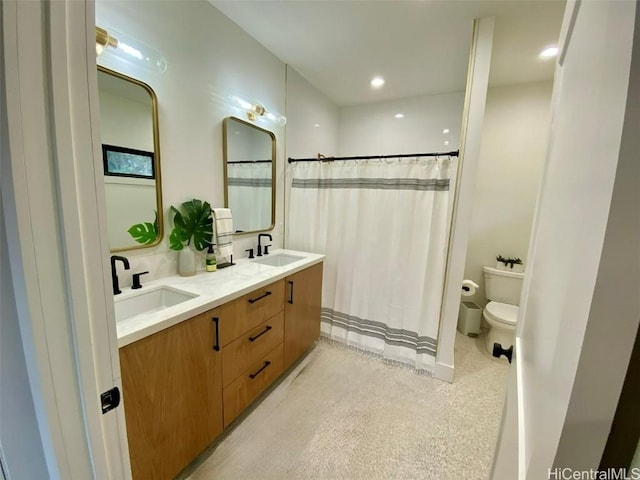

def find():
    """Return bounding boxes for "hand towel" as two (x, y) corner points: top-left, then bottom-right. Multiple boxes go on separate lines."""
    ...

(212, 208), (234, 261)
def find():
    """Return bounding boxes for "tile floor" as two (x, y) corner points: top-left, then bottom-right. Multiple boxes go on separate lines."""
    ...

(186, 331), (509, 480)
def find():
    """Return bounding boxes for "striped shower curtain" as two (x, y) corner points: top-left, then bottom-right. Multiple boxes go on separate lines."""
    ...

(227, 162), (272, 232)
(287, 157), (454, 373)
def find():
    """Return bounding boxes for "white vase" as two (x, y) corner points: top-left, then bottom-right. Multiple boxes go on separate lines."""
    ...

(178, 246), (196, 277)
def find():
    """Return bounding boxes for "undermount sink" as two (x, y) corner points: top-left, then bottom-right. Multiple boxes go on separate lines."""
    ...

(253, 253), (305, 267)
(114, 285), (198, 323)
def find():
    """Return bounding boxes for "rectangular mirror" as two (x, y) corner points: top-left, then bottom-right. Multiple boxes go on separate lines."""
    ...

(97, 66), (163, 252)
(223, 116), (275, 233)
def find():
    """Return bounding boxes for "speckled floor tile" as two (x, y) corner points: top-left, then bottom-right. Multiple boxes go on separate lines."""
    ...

(187, 331), (509, 480)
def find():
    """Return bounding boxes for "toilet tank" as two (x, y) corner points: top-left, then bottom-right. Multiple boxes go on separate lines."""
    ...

(483, 266), (524, 305)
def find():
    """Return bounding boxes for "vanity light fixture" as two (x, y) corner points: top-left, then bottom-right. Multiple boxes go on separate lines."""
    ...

(230, 95), (287, 126)
(95, 26), (168, 74)
(539, 46), (559, 58)
(371, 76), (385, 88)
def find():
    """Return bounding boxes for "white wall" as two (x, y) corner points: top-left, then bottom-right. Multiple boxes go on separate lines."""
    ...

(284, 67), (340, 247)
(104, 178), (156, 248)
(337, 92), (464, 156)
(552, 0), (640, 466)
(96, 0), (286, 283)
(494, 1), (638, 476)
(285, 66), (339, 159)
(464, 81), (552, 307)
(98, 89), (153, 151)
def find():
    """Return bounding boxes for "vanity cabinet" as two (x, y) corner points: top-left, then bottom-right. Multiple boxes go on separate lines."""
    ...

(220, 280), (285, 427)
(119, 262), (323, 479)
(119, 307), (223, 480)
(284, 262), (323, 370)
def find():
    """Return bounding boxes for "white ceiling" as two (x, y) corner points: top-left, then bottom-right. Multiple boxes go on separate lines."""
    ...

(211, 0), (566, 107)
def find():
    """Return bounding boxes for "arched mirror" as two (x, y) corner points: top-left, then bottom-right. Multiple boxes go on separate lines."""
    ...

(97, 66), (163, 252)
(223, 117), (275, 234)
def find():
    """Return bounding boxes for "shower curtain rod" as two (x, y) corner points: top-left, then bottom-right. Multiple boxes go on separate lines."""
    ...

(287, 150), (459, 163)
(227, 160), (272, 164)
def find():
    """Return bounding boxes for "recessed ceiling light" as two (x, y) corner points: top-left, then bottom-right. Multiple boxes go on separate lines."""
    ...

(313, 123), (320, 127)
(444, 141), (450, 146)
(371, 76), (385, 88)
(443, 128), (450, 134)
(394, 113), (404, 119)
(539, 46), (558, 58)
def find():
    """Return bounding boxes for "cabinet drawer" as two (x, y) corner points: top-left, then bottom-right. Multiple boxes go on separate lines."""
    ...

(222, 311), (284, 387)
(220, 280), (284, 346)
(223, 343), (284, 427)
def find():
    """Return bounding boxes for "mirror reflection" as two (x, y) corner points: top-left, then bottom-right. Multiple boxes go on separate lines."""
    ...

(97, 67), (163, 252)
(223, 117), (275, 233)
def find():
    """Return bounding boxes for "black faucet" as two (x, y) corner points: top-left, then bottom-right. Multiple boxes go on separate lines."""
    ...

(110, 255), (130, 295)
(256, 233), (273, 257)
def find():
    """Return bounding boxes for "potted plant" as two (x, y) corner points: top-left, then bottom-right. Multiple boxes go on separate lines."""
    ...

(169, 199), (213, 276)
(496, 254), (524, 273)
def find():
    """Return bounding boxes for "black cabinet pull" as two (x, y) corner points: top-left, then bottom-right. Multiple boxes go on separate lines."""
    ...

(249, 325), (272, 342)
(248, 291), (272, 304)
(212, 317), (220, 351)
(288, 281), (294, 304)
(249, 361), (271, 379)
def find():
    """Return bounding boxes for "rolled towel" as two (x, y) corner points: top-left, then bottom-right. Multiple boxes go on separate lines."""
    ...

(212, 208), (234, 261)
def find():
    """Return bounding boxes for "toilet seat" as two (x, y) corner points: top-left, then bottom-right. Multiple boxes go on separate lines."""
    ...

(484, 301), (518, 326)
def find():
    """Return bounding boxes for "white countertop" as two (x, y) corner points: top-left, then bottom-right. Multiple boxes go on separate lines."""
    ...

(115, 249), (325, 347)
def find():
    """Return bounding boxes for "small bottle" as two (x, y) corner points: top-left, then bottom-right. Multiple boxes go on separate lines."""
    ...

(206, 244), (217, 272)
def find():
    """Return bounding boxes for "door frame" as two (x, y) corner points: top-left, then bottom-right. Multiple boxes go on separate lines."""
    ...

(1, 0), (130, 477)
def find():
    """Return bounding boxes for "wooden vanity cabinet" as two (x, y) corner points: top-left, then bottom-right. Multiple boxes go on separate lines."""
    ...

(119, 262), (323, 478)
(119, 307), (223, 480)
(219, 280), (285, 427)
(284, 262), (323, 370)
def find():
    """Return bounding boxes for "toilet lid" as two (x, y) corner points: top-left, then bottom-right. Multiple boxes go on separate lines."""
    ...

(485, 301), (519, 326)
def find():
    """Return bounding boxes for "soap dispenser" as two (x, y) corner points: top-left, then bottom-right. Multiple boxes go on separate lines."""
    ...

(206, 243), (217, 272)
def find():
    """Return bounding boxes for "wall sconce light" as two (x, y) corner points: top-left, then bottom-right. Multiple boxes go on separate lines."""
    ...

(95, 26), (168, 74)
(230, 95), (287, 126)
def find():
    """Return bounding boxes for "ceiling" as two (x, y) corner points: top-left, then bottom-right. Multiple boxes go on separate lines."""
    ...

(211, 0), (566, 107)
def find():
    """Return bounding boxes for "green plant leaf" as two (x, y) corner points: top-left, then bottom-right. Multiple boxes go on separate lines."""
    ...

(169, 199), (213, 251)
(127, 222), (158, 245)
(169, 229), (184, 250)
(191, 201), (213, 251)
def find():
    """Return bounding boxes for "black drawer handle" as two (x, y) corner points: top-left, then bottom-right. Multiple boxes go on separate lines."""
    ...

(249, 325), (272, 342)
(248, 291), (272, 304)
(249, 361), (271, 379)
(288, 281), (294, 304)
(212, 317), (220, 351)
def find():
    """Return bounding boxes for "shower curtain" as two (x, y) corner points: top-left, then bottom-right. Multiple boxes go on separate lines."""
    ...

(227, 162), (272, 232)
(287, 157), (454, 372)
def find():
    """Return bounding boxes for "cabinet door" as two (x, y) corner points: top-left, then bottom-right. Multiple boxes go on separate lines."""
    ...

(120, 309), (223, 479)
(284, 262), (323, 369)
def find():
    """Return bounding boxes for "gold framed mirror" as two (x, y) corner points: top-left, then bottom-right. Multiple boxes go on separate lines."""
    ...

(97, 66), (163, 252)
(223, 117), (276, 234)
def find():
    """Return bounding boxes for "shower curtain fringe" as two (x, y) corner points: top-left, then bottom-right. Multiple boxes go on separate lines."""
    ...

(317, 336), (434, 377)
(287, 150), (460, 163)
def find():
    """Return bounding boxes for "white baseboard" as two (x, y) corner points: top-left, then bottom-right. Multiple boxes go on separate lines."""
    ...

(434, 361), (455, 383)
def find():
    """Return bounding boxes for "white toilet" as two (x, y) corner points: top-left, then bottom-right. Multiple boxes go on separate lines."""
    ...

(482, 266), (524, 355)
